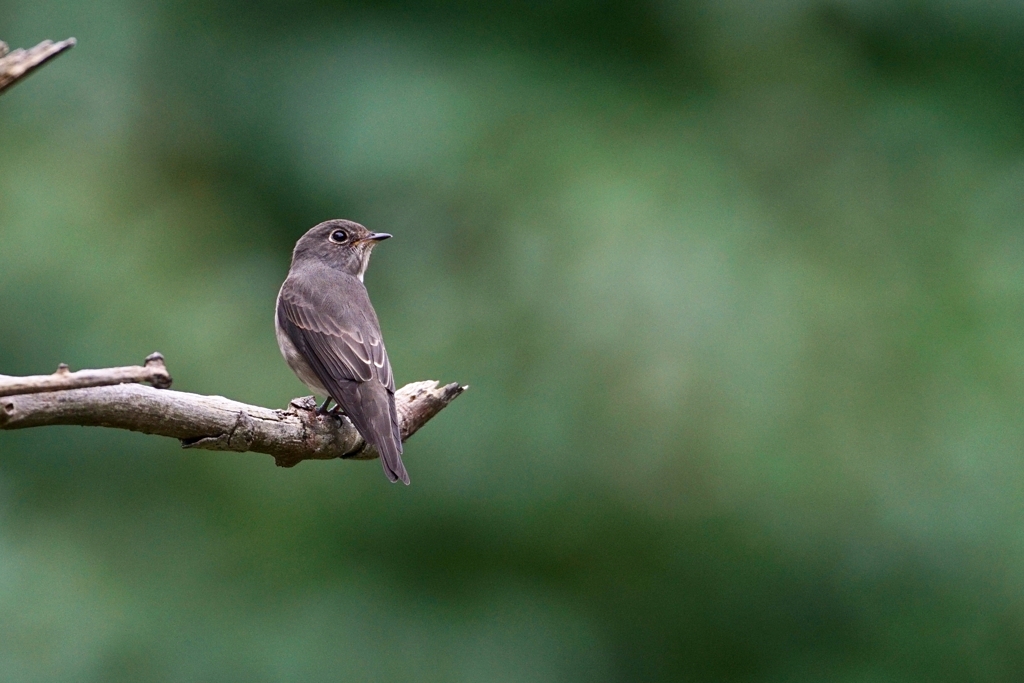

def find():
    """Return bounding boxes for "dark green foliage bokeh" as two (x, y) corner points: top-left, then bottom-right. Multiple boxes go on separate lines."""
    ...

(4, 1), (1024, 680)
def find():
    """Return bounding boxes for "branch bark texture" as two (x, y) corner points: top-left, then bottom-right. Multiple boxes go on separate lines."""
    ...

(0, 356), (465, 467)
(0, 38), (76, 94)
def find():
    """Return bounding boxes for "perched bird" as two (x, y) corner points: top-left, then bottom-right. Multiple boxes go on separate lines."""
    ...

(275, 219), (408, 484)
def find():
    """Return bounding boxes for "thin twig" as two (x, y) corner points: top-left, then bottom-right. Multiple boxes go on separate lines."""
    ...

(0, 37), (76, 94)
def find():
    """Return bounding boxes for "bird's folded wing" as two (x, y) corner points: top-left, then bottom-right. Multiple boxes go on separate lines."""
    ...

(277, 289), (394, 391)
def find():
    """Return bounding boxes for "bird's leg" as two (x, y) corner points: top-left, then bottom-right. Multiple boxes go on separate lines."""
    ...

(317, 397), (334, 415)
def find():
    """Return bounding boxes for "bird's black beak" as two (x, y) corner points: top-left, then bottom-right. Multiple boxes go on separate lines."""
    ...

(368, 232), (392, 242)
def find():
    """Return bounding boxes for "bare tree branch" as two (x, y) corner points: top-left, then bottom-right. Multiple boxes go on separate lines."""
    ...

(0, 38), (76, 94)
(0, 353), (172, 397)
(0, 357), (466, 468)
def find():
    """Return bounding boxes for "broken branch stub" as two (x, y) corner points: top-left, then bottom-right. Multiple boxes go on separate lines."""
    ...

(0, 353), (172, 397)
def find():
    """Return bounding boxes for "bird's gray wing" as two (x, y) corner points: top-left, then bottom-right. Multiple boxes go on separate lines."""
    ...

(278, 284), (388, 383)
(277, 281), (406, 484)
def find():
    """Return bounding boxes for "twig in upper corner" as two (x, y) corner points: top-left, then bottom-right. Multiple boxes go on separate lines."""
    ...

(0, 37), (76, 94)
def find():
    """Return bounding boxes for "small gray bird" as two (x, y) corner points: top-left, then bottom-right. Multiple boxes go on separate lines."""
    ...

(275, 219), (408, 484)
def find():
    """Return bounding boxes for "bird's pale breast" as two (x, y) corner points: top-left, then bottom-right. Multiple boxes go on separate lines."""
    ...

(275, 302), (328, 396)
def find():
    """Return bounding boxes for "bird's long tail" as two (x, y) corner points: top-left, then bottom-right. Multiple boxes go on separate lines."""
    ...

(347, 381), (409, 485)
(376, 431), (409, 485)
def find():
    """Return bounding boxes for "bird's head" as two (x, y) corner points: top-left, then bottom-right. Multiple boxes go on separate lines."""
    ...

(292, 219), (392, 281)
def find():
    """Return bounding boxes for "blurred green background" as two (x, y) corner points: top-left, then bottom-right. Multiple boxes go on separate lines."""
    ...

(3, 0), (1024, 680)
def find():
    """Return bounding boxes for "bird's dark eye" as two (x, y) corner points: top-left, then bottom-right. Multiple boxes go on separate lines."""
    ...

(329, 229), (348, 243)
